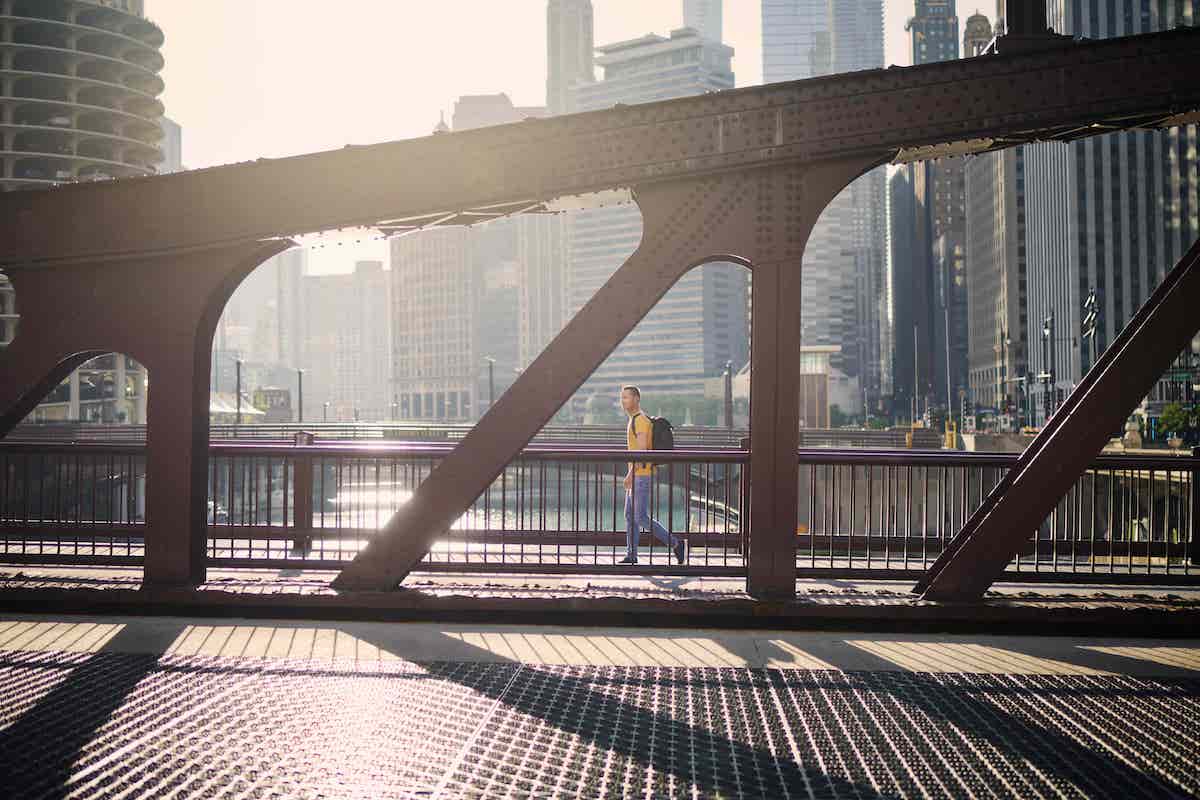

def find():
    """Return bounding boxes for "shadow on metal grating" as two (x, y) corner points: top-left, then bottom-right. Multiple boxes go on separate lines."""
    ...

(0, 649), (1195, 798)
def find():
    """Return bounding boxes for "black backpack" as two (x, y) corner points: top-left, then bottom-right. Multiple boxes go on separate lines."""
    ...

(633, 412), (675, 451)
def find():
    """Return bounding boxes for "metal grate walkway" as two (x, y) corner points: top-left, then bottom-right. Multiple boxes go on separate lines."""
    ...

(0, 650), (1196, 798)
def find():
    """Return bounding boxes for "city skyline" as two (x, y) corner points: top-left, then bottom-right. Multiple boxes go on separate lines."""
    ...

(156, 1), (917, 168)
(1, 0), (1196, 434)
(152, 1), (916, 275)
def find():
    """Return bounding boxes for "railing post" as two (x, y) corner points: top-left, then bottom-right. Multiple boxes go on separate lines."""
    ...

(293, 431), (314, 554)
(1190, 446), (1200, 566)
(739, 437), (751, 556)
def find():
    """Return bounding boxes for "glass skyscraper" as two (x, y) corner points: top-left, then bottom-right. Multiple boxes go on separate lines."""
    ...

(546, 0), (594, 116)
(1023, 0), (1199, 423)
(762, 0), (888, 414)
(890, 0), (971, 422)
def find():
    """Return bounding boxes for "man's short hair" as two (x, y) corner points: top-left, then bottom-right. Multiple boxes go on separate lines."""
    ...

(620, 385), (641, 399)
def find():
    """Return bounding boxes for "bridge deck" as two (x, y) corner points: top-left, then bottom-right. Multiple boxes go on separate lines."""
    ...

(0, 612), (1197, 799)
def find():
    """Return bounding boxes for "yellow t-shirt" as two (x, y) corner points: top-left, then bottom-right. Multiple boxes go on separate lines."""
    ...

(627, 413), (654, 476)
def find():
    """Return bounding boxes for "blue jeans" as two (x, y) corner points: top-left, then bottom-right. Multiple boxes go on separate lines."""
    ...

(625, 475), (676, 557)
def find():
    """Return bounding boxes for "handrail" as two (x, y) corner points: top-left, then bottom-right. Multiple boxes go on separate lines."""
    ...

(2, 438), (1195, 471)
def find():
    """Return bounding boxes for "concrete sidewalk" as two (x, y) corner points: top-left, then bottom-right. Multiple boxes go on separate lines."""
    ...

(3, 614), (1200, 677)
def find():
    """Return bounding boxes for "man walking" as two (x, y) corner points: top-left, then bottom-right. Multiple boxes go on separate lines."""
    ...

(620, 385), (686, 565)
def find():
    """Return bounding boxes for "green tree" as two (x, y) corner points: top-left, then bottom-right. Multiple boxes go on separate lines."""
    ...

(1158, 402), (1192, 438)
(829, 404), (848, 428)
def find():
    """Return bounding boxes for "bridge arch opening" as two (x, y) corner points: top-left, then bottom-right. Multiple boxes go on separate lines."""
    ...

(410, 246), (754, 572)
(10, 350), (149, 427)
(210, 243), (313, 425)
(1, 348), (148, 570)
(565, 253), (752, 431)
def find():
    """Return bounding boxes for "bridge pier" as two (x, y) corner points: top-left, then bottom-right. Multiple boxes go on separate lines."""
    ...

(0, 240), (291, 587)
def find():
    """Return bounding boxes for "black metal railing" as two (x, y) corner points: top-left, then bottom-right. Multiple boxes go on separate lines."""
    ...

(0, 441), (145, 564)
(203, 443), (745, 575)
(796, 449), (1200, 581)
(1, 439), (1196, 583)
(0, 440), (746, 575)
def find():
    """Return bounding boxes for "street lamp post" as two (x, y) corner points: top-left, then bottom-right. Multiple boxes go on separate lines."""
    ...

(483, 357), (496, 413)
(323, 401), (329, 423)
(723, 360), (734, 429)
(296, 368), (304, 423)
(944, 301), (952, 430)
(1039, 310), (1055, 423)
(235, 358), (243, 426)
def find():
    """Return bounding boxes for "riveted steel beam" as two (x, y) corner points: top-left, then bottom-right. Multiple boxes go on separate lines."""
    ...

(0, 27), (1197, 266)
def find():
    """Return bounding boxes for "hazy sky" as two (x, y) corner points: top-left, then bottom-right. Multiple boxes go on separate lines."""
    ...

(152, 1), (918, 271)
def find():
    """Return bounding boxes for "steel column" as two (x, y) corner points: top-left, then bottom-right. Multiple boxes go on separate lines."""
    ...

(746, 259), (802, 598)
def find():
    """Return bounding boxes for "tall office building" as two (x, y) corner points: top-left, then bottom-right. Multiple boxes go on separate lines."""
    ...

(303, 261), (391, 421)
(391, 95), (561, 420)
(547, 0), (594, 116)
(961, 10), (1031, 424)
(683, 0), (723, 41)
(220, 256), (278, 363)
(392, 227), (475, 420)
(889, 0), (970, 420)
(889, 170), (919, 418)
(275, 248), (307, 371)
(906, 0), (959, 62)
(567, 26), (749, 408)
(963, 9), (993, 55)
(1024, 0), (1199, 423)
(762, 0), (887, 414)
(517, 213), (569, 369)
(965, 140), (1028, 421)
(158, 117), (183, 173)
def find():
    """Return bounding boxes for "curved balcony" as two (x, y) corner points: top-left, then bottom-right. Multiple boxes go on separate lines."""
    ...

(3, 14), (165, 73)
(5, 123), (156, 158)
(71, 2), (164, 49)
(3, 69), (163, 117)
(0, 41), (165, 95)
(3, 95), (163, 143)
(3, 149), (151, 179)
